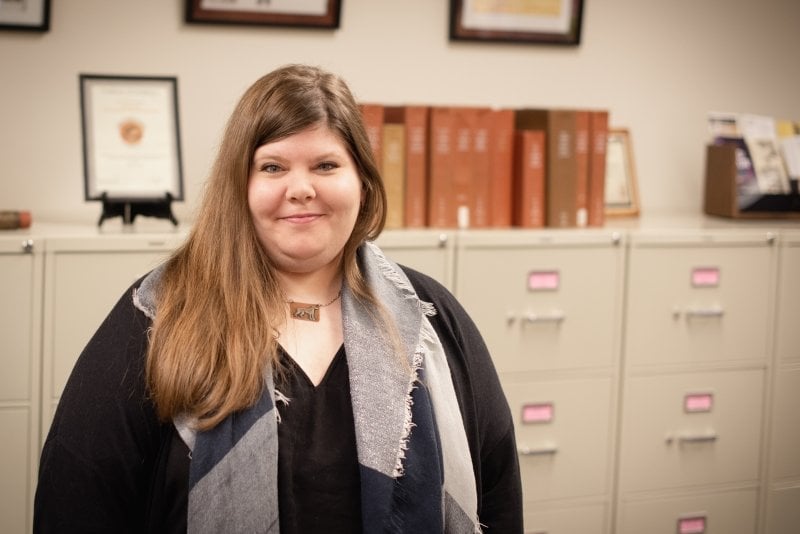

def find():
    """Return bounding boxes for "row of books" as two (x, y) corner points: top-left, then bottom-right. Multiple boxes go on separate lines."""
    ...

(359, 104), (611, 229)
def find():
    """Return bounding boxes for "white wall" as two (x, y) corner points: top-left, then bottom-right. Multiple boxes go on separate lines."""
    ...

(1, 0), (799, 224)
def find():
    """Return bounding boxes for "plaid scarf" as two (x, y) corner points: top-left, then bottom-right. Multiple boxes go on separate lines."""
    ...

(134, 242), (480, 533)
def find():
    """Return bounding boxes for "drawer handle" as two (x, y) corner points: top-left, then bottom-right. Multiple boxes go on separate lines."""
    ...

(524, 311), (565, 324)
(518, 444), (558, 456)
(685, 306), (724, 319)
(666, 430), (718, 444)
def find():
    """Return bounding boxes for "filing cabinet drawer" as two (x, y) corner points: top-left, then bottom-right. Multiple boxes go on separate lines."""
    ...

(376, 230), (453, 290)
(775, 238), (800, 363)
(619, 368), (763, 492)
(457, 238), (623, 373)
(503, 376), (614, 501)
(617, 488), (757, 534)
(625, 240), (772, 367)
(768, 366), (800, 479)
(0, 408), (32, 534)
(764, 485), (800, 534)
(524, 502), (606, 534)
(0, 253), (34, 401)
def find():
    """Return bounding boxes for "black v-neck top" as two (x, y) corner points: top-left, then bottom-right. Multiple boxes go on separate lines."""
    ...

(275, 344), (362, 534)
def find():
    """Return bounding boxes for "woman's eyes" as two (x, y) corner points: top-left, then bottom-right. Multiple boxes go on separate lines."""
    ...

(316, 161), (339, 172)
(257, 160), (340, 174)
(260, 163), (283, 173)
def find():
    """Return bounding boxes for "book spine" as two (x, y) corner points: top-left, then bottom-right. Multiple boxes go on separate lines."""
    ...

(403, 106), (429, 228)
(513, 130), (546, 228)
(472, 108), (493, 228)
(574, 110), (590, 227)
(587, 110), (609, 227)
(489, 109), (515, 227)
(428, 107), (455, 228)
(381, 123), (406, 229)
(452, 106), (478, 228)
(546, 109), (578, 227)
(359, 104), (385, 170)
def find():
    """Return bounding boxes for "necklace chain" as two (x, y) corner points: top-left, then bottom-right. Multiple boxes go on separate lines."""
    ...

(286, 289), (342, 322)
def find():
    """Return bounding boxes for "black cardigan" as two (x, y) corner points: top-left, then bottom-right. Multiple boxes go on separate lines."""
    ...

(34, 266), (523, 533)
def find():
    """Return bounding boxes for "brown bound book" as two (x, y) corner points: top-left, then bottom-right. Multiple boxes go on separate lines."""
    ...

(452, 106), (480, 228)
(471, 108), (493, 228)
(428, 107), (456, 228)
(515, 109), (579, 227)
(587, 110), (609, 227)
(488, 109), (515, 227)
(574, 110), (590, 227)
(359, 104), (385, 170)
(381, 123), (406, 229)
(513, 130), (546, 228)
(385, 105), (430, 228)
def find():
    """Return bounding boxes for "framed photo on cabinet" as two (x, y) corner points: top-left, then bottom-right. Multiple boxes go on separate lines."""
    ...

(604, 128), (640, 217)
(449, 0), (583, 45)
(0, 0), (50, 31)
(79, 75), (184, 202)
(185, 0), (341, 28)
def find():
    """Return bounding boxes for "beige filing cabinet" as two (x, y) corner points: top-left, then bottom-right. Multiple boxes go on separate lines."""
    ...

(0, 231), (43, 534)
(616, 228), (777, 534)
(40, 225), (186, 437)
(763, 230), (800, 534)
(375, 229), (454, 291)
(453, 230), (626, 534)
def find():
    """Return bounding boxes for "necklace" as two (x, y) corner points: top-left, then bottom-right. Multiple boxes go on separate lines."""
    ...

(286, 289), (342, 322)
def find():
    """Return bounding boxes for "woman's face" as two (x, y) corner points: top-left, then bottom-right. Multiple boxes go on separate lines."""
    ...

(247, 124), (364, 275)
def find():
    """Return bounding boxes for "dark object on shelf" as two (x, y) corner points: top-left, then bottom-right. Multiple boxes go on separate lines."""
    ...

(98, 193), (178, 227)
(704, 144), (800, 219)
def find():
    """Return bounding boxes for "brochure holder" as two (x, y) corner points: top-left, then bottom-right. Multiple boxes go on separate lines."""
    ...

(703, 144), (800, 219)
(97, 192), (178, 227)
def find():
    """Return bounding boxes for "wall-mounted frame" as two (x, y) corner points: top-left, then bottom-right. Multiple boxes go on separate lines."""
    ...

(80, 75), (184, 204)
(604, 128), (640, 217)
(186, 0), (341, 28)
(449, 0), (583, 45)
(0, 0), (50, 32)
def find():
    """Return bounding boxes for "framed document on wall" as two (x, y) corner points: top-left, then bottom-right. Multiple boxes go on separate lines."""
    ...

(0, 0), (50, 31)
(79, 75), (184, 203)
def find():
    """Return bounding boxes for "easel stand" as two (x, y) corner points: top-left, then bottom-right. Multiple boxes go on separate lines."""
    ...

(97, 192), (179, 227)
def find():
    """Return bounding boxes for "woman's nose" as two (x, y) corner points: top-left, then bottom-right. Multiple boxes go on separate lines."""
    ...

(285, 171), (316, 201)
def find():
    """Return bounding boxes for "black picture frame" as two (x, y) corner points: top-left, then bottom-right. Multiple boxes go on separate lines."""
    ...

(185, 0), (341, 29)
(0, 0), (50, 32)
(449, 0), (583, 45)
(79, 74), (184, 204)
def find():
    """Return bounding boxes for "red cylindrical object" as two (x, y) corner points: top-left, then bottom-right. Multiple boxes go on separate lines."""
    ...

(0, 210), (32, 229)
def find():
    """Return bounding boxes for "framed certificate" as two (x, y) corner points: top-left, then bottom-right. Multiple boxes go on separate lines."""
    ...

(80, 75), (184, 202)
(185, 0), (341, 28)
(604, 128), (640, 217)
(0, 0), (50, 31)
(450, 0), (583, 45)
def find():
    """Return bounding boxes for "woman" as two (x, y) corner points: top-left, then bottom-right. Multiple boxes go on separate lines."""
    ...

(34, 64), (522, 533)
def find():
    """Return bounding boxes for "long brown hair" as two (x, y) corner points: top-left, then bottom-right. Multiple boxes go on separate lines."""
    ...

(146, 65), (387, 430)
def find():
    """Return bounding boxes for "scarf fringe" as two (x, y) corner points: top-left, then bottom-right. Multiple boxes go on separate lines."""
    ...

(393, 350), (423, 477)
(367, 242), (437, 319)
(273, 388), (290, 424)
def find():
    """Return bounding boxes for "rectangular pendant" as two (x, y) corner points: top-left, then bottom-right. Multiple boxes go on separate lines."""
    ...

(289, 302), (320, 322)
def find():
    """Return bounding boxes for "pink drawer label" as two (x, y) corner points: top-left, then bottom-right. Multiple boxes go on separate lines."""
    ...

(684, 393), (714, 413)
(522, 403), (554, 424)
(691, 267), (720, 288)
(528, 270), (559, 291)
(678, 516), (706, 534)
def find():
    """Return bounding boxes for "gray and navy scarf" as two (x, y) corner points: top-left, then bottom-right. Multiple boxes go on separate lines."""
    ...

(134, 242), (481, 533)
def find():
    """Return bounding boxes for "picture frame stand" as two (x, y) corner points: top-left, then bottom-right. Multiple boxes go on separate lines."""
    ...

(98, 192), (179, 227)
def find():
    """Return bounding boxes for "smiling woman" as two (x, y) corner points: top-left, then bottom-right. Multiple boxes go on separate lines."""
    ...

(34, 64), (523, 534)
